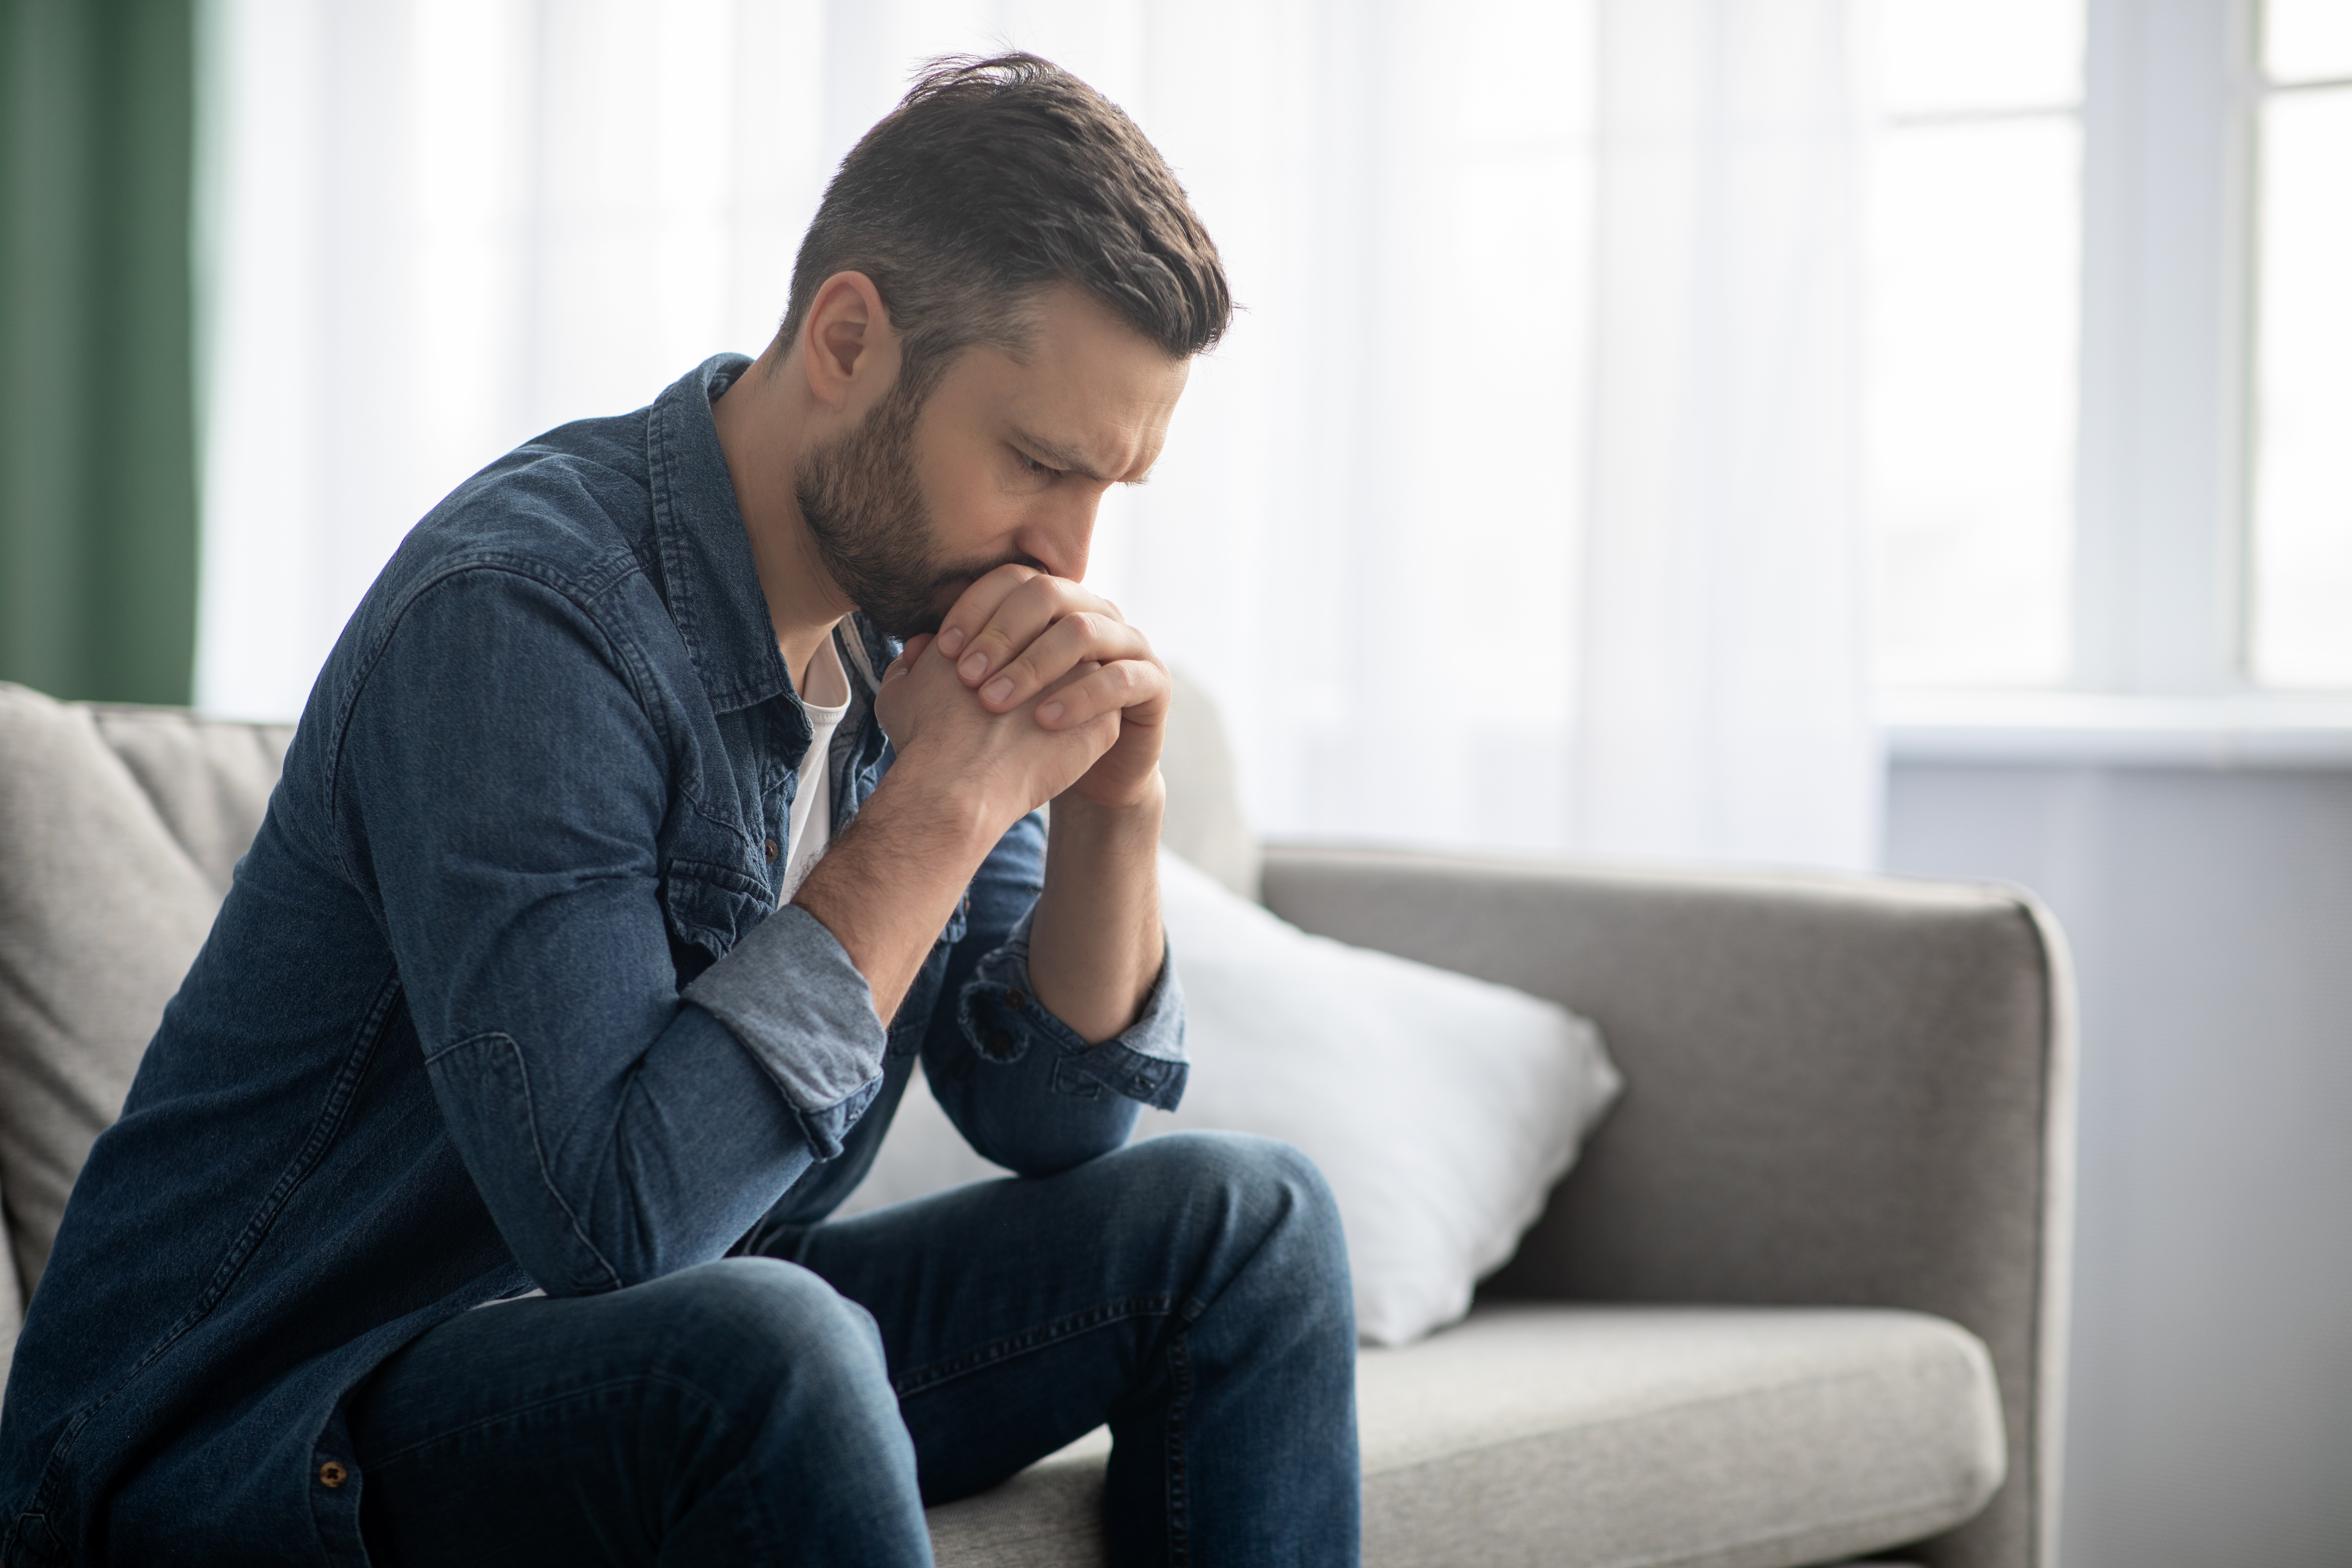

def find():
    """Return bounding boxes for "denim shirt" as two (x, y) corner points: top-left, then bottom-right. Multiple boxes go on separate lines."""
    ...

(0, 356), (1186, 1568)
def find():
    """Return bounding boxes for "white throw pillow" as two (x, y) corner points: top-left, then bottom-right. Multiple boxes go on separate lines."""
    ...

(843, 849), (1623, 1346)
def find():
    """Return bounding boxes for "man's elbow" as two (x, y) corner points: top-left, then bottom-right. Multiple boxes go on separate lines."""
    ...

(967, 1099), (1142, 1180)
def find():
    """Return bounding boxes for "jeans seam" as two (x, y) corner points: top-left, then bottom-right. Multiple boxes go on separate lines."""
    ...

(361, 1369), (730, 1470)
(889, 1294), (1179, 1398)
(1166, 1329), (1193, 1568)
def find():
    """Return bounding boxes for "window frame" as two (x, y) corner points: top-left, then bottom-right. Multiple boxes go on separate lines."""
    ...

(1884, 0), (2352, 765)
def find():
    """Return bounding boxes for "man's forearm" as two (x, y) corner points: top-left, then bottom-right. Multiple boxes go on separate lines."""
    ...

(791, 771), (1002, 1023)
(1028, 777), (1166, 1044)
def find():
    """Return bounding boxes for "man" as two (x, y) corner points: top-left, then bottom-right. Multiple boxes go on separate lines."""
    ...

(0, 55), (1357, 1567)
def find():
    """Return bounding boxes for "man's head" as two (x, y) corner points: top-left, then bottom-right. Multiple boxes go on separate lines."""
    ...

(769, 55), (1230, 637)
(781, 53), (1230, 405)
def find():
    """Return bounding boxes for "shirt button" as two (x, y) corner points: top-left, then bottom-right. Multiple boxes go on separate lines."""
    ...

(764, 838), (780, 863)
(318, 1460), (349, 1489)
(1005, 988), (1028, 1011)
(986, 1028), (1014, 1058)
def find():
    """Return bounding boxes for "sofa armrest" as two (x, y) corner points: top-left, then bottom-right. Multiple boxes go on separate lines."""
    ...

(1260, 844), (2075, 1568)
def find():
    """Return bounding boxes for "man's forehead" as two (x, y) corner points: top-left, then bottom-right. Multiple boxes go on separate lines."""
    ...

(982, 298), (1189, 481)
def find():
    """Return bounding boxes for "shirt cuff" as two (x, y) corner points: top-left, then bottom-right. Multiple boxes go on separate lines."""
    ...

(682, 904), (887, 1158)
(955, 912), (1188, 1111)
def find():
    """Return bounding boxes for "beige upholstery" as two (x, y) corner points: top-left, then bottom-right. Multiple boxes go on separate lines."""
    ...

(0, 684), (290, 1302)
(1260, 850), (2073, 1568)
(930, 1303), (2003, 1568)
(0, 678), (2069, 1567)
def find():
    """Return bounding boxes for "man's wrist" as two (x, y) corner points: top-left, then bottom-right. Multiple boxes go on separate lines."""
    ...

(1052, 771), (1167, 839)
(861, 757), (1020, 861)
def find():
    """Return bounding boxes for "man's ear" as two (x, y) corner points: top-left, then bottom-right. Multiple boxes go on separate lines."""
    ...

(802, 271), (894, 412)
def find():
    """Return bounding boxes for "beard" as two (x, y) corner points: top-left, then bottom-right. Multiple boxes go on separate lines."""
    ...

(793, 378), (1008, 639)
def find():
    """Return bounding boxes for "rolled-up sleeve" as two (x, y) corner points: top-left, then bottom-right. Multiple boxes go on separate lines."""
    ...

(956, 916), (1186, 1109)
(682, 905), (888, 1156)
(918, 811), (1188, 1176)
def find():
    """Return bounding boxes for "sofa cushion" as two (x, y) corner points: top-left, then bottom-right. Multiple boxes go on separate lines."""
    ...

(0, 684), (289, 1309)
(924, 1302), (2004, 1568)
(1150, 851), (1621, 1345)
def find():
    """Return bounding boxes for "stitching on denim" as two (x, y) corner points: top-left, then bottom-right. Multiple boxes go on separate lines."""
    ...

(643, 364), (789, 718)
(428, 1033), (622, 1293)
(363, 1369), (729, 1470)
(644, 389), (708, 702)
(1165, 1329), (1193, 1567)
(662, 856), (777, 953)
(578, 566), (691, 798)
(568, 553), (764, 854)
(889, 1294), (1179, 1398)
(318, 560), (758, 893)
(663, 856), (772, 904)
(320, 545), (778, 883)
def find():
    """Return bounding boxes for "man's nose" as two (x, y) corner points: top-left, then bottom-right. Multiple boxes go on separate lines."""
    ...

(1022, 489), (1100, 583)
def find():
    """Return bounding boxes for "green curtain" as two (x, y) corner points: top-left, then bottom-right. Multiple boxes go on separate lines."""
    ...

(0, 0), (197, 706)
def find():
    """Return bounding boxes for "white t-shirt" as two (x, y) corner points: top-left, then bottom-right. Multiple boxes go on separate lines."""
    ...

(782, 631), (852, 903)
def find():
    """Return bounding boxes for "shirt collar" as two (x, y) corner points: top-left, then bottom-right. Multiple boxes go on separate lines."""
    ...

(645, 354), (902, 718)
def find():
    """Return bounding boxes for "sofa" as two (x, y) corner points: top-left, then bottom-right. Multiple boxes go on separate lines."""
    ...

(0, 678), (2073, 1567)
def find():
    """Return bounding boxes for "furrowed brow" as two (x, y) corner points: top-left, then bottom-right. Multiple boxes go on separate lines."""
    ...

(1012, 427), (1113, 484)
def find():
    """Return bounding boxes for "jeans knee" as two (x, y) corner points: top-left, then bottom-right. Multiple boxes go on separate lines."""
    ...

(1141, 1132), (1352, 1310)
(1145, 1128), (1339, 1220)
(645, 1257), (893, 1427)
(565, 1261), (922, 1552)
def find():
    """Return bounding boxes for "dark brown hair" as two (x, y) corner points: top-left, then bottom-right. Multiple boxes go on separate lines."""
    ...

(778, 54), (1231, 397)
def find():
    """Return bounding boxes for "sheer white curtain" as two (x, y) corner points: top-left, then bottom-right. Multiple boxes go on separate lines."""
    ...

(197, 0), (1879, 870)
(1575, 0), (1881, 867)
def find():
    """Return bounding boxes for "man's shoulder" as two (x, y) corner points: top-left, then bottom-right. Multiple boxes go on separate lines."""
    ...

(402, 408), (660, 594)
(307, 407), (686, 746)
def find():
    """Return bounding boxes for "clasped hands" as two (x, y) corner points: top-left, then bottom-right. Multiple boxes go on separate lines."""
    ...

(873, 564), (1169, 828)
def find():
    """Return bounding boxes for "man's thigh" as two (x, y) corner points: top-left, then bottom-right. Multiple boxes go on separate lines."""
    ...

(346, 1256), (925, 1568)
(750, 1130), (1308, 1505)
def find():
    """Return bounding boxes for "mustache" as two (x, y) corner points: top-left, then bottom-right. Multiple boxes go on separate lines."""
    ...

(897, 553), (1057, 637)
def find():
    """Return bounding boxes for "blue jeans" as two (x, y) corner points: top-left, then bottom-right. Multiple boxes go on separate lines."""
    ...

(345, 1132), (1359, 1566)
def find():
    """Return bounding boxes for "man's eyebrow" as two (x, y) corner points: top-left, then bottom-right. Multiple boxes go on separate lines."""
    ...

(1010, 427), (1117, 484)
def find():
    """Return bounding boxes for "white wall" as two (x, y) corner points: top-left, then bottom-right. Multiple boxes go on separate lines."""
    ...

(1884, 761), (2352, 1568)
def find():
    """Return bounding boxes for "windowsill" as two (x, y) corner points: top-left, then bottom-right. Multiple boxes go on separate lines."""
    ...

(1881, 688), (2352, 768)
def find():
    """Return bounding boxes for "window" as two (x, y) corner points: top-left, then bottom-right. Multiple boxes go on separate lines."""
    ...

(1873, 0), (2352, 710)
(2250, 0), (2352, 687)
(1868, 0), (2085, 689)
